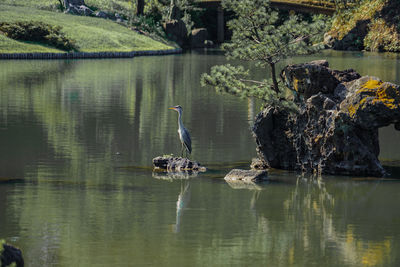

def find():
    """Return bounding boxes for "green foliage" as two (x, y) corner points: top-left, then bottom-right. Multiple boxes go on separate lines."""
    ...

(200, 64), (297, 110)
(363, 18), (400, 52)
(129, 15), (170, 43)
(329, 0), (400, 52)
(201, 0), (325, 107)
(0, 21), (76, 51)
(329, 0), (384, 40)
(333, 0), (362, 12)
(174, 0), (202, 34)
(222, 0), (324, 66)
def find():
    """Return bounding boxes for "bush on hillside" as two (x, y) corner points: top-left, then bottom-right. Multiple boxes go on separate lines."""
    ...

(364, 18), (400, 52)
(0, 21), (77, 51)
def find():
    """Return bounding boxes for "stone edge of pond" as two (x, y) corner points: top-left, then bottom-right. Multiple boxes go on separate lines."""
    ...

(0, 48), (182, 60)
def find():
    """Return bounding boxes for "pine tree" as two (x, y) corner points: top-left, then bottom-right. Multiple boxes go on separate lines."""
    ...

(201, 0), (326, 107)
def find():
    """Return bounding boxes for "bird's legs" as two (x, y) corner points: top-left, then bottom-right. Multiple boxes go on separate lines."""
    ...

(181, 143), (184, 158)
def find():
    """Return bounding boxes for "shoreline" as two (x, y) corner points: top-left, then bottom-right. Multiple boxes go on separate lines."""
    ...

(0, 48), (182, 60)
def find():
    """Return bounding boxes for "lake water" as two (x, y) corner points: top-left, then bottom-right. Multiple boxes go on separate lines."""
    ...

(1, 50), (400, 266)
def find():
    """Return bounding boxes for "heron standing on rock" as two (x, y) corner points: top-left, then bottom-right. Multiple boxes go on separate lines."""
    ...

(169, 105), (192, 158)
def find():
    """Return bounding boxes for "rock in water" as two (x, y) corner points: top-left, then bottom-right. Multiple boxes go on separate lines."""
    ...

(253, 60), (400, 177)
(190, 28), (209, 48)
(224, 169), (268, 183)
(152, 156), (206, 172)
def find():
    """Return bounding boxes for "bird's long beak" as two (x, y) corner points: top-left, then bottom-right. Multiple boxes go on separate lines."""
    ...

(169, 107), (176, 110)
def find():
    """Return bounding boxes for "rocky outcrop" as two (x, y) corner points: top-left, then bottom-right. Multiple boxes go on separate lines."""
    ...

(253, 60), (400, 177)
(65, 4), (93, 16)
(153, 156), (206, 172)
(281, 59), (360, 99)
(64, 0), (93, 16)
(94, 10), (112, 19)
(63, 0), (126, 23)
(1, 243), (24, 267)
(63, 0), (85, 6)
(163, 20), (188, 47)
(340, 76), (400, 129)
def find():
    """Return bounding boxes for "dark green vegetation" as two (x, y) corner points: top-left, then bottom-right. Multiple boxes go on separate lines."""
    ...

(201, 0), (325, 106)
(0, 21), (76, 51)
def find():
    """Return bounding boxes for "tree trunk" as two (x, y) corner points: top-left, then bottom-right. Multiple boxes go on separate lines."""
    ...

(58, 0), (64, 11)
(136, 0), (144, 16)
(169, 0), (180, 20)
(270, 62), (280, 94)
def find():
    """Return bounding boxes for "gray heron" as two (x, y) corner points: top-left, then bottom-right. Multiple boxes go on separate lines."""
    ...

(169, 105), (192, 157)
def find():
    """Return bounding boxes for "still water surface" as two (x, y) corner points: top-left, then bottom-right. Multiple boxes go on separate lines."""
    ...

(1, 50), (400, 266)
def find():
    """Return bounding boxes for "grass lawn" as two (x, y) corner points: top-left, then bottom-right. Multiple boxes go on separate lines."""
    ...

(1, 0), (134, 15)
(0, 4), (174, 53)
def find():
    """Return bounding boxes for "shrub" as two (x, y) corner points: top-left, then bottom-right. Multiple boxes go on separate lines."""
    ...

(129, 15), (172, 45)
(364, 18), (400, 52)
(0, 21), (77, 51)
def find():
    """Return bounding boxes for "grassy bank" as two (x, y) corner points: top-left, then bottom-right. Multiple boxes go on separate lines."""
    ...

(1, 0), (135, 16)
(0, 4), (174, 54)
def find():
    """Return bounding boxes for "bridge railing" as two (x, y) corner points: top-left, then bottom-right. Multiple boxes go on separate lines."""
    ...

(273, 0), (335, 8)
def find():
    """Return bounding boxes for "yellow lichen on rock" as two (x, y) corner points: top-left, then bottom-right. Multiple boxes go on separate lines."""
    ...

(348, 103), (358, 117)
(360, 79), (382, 90)
(349, 79), (400, 116)
(293, 77), (299, 92)
(314, 134), (323, 144)
(377, 83), (400, 101)
(374, 83), (400, 110)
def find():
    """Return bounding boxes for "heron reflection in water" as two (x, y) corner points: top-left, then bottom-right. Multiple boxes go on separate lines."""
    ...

(173, 180), (191, 233)
(169, 105), (192, 158)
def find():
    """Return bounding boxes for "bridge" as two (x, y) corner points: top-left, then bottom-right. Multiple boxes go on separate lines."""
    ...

(196, 0), (336, 42)
(198, 0), (335, 15)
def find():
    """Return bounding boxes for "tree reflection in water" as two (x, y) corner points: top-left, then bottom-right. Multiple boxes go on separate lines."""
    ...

(229, 174), (394, 266)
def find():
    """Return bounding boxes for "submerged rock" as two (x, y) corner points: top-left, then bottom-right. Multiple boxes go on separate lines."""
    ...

(152, 156), (206, 172)
(253, 60), (400, 177)
(224, 169), (268, 183)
